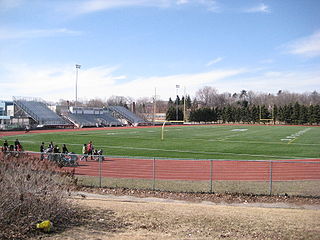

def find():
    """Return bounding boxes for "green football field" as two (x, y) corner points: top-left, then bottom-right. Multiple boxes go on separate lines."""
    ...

(1, 125), (320, 160)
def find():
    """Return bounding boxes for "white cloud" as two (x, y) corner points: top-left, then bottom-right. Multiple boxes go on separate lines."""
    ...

(0, 63), (245, 101)
(0, 28), (82, 40)
(245, 3), (270, 13)
(206, 57), (223, 66)
(112, 68), (246, 100)
(0, 64), (123, 101)
(219, 70), (320, 94)
(1, 63), (318, 102)
(61, 0), (218, 15)
(285, 30), (320, 58)
(69, 0), (171, 15)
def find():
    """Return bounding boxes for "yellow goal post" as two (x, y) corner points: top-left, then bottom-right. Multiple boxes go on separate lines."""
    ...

(259, 105), (274, 122)
(156, 120), (185, 141)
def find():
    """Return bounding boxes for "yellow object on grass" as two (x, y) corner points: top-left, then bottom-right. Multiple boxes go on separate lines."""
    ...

(36, 220), (53, 232)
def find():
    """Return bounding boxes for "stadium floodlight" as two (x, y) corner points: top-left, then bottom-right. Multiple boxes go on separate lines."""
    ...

(176, 85), (180, 120)
(75, 64), (81, 107)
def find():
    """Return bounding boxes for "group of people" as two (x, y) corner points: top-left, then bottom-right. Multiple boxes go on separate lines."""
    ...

(1, 139), (104, 162)
(1, 139), (23, 152)
(40, 141), (69, 154)
(80, 140), (103, 161)
(39, 140), (103, 161)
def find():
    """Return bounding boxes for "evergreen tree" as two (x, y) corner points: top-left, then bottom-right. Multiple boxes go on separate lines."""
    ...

(175, 95), (180, 105)
(260, 105), (270, 120)
(251, 105), (260, 123)
(284, 104), (294, 124)
(292, 102), (300, 124)
(273, 105), (278, 123)
(308, 105), (316, 124)
(314, 105), (320, 124)
(166, 106), (183, 121)
(187, 102), (320, 125)
(300, 105), (308, 124)
(241, 106), (249, 123)
(224, 105), (235, 123)
(235, 107), (242, 123)
(181, 96), (185, 106)
(166, 106), (175, 120)
(186, 95), (192, 109)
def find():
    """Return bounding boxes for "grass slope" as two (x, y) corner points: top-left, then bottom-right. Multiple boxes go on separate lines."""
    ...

(1, 125), (319, 160)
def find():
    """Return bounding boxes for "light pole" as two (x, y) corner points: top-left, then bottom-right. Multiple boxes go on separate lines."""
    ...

(75, 64), (81, 107)
(153, 88), (156, 125)
(176, 85), (180, 120)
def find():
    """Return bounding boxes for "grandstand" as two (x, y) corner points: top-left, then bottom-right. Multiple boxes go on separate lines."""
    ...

(66, 107), (122, 127)
(13, 97), (70, 127)
(107, 106), (149, 126)
(3, 97), (147, 129)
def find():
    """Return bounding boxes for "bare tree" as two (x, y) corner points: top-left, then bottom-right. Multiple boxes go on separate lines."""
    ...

(136, 97), (152, 113)
(86, 98), (106, 108)
(106, 95), (129, 107)
(196, 86), (218, 107)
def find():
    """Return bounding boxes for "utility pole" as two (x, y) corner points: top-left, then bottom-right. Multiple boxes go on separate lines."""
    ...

(153, 88), (156, 125)
(75, 64), (81, 107)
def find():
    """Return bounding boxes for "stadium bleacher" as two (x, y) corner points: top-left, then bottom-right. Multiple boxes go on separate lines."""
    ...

(66, 113), (122, 127)
(107, 106), (148, 126)
(12, 97), (147, 128)
(13, 98), (70, 126)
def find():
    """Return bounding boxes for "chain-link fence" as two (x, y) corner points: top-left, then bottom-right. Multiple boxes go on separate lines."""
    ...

(4, 151), (320, 197)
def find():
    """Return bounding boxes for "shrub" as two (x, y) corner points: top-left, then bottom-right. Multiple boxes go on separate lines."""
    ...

(0, 152), (76, 239)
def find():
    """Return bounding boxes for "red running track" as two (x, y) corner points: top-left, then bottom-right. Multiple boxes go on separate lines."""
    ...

(64, 157), (320, 181)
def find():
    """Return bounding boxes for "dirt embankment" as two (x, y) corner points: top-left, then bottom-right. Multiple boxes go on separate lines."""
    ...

(39, 189), (320, 240)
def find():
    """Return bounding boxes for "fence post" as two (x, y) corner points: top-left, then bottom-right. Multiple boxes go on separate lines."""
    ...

(99, 155), (102, 188)
(152, 158), (156, 191)
(210, 159), (213, 193)
(269, 161), (273, 196)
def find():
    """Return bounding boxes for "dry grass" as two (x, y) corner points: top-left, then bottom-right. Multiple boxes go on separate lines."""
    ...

(0, 152), (78, 239)
(39, 195), (320, 240)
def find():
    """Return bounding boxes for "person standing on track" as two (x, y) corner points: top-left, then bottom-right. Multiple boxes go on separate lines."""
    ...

(2, 140), (9, 152)
(80, 144), (88, 161)
(87, 141), (94, 160)
(40, 142), (45, 160)
(14, 139), (20, 151)
(62, 144), (69, 154)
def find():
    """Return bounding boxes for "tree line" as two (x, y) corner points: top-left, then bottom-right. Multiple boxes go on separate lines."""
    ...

(165, 87), (320, 125)
(187, 103), (320, 125)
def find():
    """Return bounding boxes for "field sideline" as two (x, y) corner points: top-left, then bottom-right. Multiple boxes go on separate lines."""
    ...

(1, 124), (319, 161)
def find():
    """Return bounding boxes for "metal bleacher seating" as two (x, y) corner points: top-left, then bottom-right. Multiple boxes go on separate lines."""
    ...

(107, 106), (148, 126)
(67, 113), (122, 127)
(14, 99), (69, 126)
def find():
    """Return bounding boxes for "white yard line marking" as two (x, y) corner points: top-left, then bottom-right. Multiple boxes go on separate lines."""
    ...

(281, 128), (311, 144)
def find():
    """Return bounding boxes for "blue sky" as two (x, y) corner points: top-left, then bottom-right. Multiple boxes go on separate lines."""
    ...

(0, 0), (320, 102)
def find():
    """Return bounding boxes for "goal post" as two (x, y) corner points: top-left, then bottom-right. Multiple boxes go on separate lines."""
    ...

(159, 120), (185, 141)
(259, 105), (274, 123)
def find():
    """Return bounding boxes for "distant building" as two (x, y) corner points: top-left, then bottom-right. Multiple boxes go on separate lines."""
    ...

(0, 100), (14, 128)
(142, 113), (166, 122)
